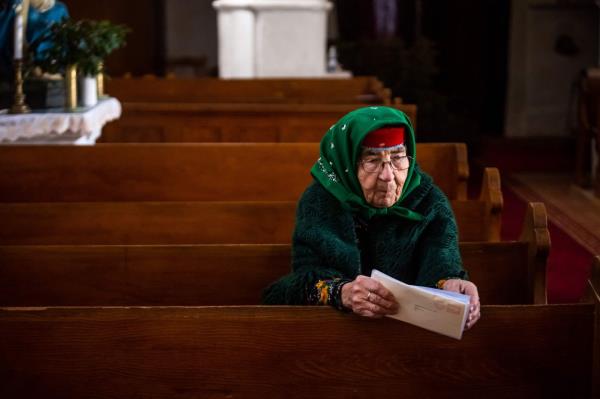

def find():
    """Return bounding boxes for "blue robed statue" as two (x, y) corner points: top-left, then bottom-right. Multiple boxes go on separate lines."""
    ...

(0, 0), (68, 78)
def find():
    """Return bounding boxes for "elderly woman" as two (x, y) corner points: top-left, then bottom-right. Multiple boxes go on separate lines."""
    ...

(263, 106), (480, 330)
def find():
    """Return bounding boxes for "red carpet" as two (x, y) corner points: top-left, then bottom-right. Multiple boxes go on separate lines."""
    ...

(501, 187), (593, 303)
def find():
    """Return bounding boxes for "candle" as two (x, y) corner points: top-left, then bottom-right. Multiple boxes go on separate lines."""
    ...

(14, 4), (24, 60)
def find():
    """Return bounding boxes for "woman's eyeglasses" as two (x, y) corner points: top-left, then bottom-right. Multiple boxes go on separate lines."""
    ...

(360, 155), (412, 173)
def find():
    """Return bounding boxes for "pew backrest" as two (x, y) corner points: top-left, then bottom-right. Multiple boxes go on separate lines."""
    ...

(0, 143), (467, 202)
(100, 103), (418, 143)
(0, 199), (497, 246)
(0, 241), (532, 306)
(105, 76), (392, 104)
(0, 303), (595, 398)
(0, 202), (548, 306)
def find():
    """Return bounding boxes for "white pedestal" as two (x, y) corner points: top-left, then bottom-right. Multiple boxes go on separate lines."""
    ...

(213, 0), (333, 78)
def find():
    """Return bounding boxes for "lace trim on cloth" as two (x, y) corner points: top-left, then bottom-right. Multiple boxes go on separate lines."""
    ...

(0, 98), (121, 143)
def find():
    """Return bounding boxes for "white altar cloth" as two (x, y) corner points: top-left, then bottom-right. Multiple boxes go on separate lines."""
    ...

(0, 97), (121, 145)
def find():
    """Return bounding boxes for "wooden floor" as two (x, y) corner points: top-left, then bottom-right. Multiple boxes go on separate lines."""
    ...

(506, 173), (600, 255)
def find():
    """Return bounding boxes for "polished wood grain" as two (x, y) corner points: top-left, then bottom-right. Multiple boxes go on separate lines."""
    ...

(0, 303), (595, 399)
(508, 173), (600, 256)
(0, 201), (296, 245)
(100, 103), (418, 143)
(105, 76), (393, 104)
(519, 202), (551, 304)
(479, 167), (503, 241)
(0, 199), (497, 245)
(0, 241), (528, 306)
(0, 143), (468, 202)
(0, 203), (548, 306)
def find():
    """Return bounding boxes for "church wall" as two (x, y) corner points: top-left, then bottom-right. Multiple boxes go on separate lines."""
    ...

(67, 0), (166, 76)
(165, 0), (218, 76)
(505, 0), (598, 137)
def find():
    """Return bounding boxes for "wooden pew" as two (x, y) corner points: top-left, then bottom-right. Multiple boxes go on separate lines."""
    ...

(106, 76), (393, 104)
(0, 142), (471, 201)
(100, 103), (418, 143)
(0, 197), (499, 246)
(0, 292), (597, 398)
(0, 167), (501, 245)
(0, 203), (549, 305)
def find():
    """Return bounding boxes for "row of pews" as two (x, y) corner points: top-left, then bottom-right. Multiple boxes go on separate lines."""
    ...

(1, 77), (599, 398)
(101, 77), (414, 142)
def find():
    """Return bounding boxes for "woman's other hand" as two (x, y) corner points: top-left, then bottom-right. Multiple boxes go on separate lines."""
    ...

(442, 279), (480, 330)
(341, 275), (399, 318)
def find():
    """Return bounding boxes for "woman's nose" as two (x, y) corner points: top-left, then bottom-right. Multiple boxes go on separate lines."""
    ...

(378, 161), (395, 181)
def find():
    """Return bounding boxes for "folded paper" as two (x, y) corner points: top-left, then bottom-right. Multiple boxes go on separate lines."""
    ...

(371, 269), (470, 339)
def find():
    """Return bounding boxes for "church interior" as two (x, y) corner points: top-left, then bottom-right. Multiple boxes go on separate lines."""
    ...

(1, 0), (600, 397)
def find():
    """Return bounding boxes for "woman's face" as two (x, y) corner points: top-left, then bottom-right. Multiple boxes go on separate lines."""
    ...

(357, 147), (409, 208)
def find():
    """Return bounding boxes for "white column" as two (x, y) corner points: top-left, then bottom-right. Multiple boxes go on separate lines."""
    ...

(213, 0), (333, 78)
(215, 6), (255, 78)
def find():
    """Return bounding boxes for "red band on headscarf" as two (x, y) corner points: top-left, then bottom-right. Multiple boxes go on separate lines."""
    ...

(361, 127), (405, 148)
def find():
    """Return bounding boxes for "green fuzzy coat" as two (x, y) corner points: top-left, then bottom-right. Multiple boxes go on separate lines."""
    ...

(262, 165), (468, 305)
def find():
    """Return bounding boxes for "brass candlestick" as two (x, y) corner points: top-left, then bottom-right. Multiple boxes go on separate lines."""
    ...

(96, 61), (105, 97)
(9, 59), (31, 114)
(65, 64), (78, 110)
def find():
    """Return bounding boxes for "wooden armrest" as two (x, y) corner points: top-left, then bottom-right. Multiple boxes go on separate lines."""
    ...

(519, 202), (550, 304)
(455, 143), (469, 200)
(478, 167), (503, 241)
(381, 87), (392, 105)
(479, 167), (503, 211)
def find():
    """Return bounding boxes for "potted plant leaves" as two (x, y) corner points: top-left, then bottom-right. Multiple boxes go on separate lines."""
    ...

(32, 18), (128, 109)
(77, 19), (129, 104)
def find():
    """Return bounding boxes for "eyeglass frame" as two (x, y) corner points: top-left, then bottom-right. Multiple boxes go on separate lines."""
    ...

(359, 154), (413, 174)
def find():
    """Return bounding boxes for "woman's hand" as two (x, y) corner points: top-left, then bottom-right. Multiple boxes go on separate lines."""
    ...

(442, 279), (480, 330)
(341, 275), (399, 318)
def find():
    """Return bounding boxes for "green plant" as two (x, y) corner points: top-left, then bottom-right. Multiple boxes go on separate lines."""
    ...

(78, 20), (129, 76)
(32, 18), (129, 76)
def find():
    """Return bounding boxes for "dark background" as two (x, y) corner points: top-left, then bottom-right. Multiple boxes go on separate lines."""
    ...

(66, 0), (511, 142)
(334, 0), (510, 141)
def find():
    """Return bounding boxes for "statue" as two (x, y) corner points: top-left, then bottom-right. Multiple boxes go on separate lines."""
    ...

(0, 0), (69, 78)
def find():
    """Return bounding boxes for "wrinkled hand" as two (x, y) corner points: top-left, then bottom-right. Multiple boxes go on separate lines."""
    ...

(341, 275), (399, 318)
(442, 279), (480, 330)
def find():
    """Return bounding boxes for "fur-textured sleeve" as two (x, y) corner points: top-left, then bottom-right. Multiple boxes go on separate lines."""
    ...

(413, 184), (468, 287)
(262, 182), (361, 305)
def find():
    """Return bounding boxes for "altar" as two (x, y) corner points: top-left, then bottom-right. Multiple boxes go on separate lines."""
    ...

(0, 97), (121, 145)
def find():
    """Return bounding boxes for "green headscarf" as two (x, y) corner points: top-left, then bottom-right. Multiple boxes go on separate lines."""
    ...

(310, 106), (424, 221)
